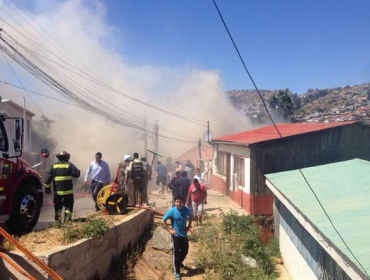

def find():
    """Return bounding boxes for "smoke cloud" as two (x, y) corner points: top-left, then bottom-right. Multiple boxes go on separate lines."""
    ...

(0, 0), (252, 174)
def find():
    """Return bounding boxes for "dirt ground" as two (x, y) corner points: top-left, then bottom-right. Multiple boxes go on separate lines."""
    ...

(1, 210), (138, 253)
(129, 185), (290, 280)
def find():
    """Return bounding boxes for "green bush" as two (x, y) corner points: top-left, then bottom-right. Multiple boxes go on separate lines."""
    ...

(52, 214), (114, 243)
(222, 210), (254, 235)
(265, 237), (281, 258)
(82, 218), (111, 239)
(193, 211), (278, 279)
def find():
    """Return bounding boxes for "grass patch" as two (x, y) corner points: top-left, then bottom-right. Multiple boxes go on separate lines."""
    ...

(192, 210), (279, 280)
(52, 213), (115, 243)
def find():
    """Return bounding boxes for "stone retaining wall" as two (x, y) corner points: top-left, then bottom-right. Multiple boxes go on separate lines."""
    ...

(0, 209), (153, 280)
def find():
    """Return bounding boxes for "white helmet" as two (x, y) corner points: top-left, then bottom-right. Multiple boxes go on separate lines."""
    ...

(124, 154), (131, 161)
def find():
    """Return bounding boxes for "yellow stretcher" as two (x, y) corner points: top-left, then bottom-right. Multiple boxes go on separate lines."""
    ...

(96, 184), (128, 215)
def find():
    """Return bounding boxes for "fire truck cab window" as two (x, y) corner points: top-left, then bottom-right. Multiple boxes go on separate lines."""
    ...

(0, 123), (8, 151)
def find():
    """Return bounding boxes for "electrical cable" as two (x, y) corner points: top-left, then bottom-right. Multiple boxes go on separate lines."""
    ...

(1, 51), (68, 145)
(0, 33), (199, 143)
(7, 0), (94, 75)
(0, 28), (200, 141)
(0, 15), (207, 126)
(211, 0), (369, 277)
(0, 0), (5, 13)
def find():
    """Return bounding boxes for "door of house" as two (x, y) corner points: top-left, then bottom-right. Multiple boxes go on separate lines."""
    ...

(225, 153), (231, 195)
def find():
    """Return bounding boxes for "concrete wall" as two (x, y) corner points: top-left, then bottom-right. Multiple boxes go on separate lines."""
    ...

(0, 209), (152, 280)
(279, 223), (317, 280)
(275, 198), (352, 280)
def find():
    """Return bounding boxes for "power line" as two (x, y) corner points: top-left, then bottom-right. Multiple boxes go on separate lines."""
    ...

(0, 33), (199, 143)
(211, 0), (369, 277)
(6, 0), (94, 75)
(0, 15), (207, 126)
(0, 27), (201, 141)
(1, 50), (68, 144)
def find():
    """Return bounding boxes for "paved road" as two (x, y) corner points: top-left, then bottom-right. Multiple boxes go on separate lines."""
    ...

(34, 193), (96, 231)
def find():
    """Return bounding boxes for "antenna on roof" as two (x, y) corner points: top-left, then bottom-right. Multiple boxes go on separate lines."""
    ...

(203, 121), (213, 142)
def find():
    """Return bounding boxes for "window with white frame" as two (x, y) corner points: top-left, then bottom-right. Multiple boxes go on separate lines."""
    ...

(217, 152), (226, 176)
(234, 156), (244, 186)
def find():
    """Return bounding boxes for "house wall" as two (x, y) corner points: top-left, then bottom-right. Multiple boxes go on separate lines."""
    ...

(213, 144), (274, 214)
(212, 144), (252, 209)
(250, 123), (370, 214)
(275, 198), (351, 280)
(210, 173), (228, 196)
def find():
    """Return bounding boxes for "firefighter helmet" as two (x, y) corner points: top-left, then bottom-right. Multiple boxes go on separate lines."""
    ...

(56, 151), (70, 161)
(124, 154), (131, 161)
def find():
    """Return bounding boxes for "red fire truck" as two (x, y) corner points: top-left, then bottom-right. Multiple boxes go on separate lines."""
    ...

(0, 112), (48, 234)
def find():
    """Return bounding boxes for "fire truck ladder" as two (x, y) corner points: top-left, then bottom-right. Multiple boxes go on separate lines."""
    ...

(0, 226), (63, 280)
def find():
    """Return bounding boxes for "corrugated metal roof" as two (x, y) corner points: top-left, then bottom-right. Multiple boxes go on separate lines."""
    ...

(266, 159), (370, 277)
(213, 121), (358, 145)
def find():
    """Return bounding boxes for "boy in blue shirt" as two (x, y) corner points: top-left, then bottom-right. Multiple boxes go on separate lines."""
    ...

(162, 195), (193, 280)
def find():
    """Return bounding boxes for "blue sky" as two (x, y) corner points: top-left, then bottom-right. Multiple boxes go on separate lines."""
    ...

(99, 0), (370, 94)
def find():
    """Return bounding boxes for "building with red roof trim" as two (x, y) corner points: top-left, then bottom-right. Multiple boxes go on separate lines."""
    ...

(210, 121), (370, 217)
(214, 121), (358, 145)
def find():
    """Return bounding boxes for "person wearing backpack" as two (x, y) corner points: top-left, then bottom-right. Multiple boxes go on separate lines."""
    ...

(126, 152), (145, 206)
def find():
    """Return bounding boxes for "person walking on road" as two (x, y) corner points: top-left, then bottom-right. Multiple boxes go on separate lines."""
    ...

(44, 151), (80, 222)
(114, 154), (131, 192)
(168, 171), (181, 206)
(173, 170), (191, 204)
(154, 161), (169, 193)
(186, 178), (207, 226)
(83, 152), (111, 211)
(175, 161), (182, 172)
(162, 195), (193, 280)
(141, 157), (151, 205)
(126, 152), (145, 206)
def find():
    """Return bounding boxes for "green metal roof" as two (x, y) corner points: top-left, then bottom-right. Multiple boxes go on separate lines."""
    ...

(266, 159), (370, 278)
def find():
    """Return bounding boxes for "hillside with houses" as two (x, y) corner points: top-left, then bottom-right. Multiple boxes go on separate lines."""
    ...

(227, 82), (370, 125)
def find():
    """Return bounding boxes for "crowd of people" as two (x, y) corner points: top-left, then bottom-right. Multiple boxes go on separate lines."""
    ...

(45, 150), (209, 280)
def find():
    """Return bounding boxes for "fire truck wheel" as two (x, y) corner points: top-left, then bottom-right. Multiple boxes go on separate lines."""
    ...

(6, 184), (41, 235)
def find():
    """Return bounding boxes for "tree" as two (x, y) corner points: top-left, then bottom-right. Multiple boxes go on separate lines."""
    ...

(31, 115), (57, 153)
(277, 89), (294, 117)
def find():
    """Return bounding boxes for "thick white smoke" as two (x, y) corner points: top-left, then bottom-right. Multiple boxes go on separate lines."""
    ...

(0, 0), (252, 173)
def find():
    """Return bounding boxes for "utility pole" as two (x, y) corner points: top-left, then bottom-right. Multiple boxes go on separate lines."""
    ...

(154, 120), (159, 167)
(143, 116), (148, 160)
(207, 121), (210, 143)
(198, 139), (202, 159)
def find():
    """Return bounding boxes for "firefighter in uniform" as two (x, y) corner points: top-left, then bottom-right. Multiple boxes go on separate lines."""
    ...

(44, 151), (80, 222)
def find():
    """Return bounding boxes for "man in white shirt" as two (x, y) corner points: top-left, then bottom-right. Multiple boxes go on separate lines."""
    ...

(83, 152), (111, 211)
(193, 168), (205, 183)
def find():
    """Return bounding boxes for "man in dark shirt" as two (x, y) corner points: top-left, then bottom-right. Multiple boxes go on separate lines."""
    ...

(172, 170), (191, 204)
(154, 161), (168, 193)
(168, 171), (181, 205)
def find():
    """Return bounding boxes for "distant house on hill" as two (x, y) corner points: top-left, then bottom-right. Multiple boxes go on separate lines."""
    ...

(210, 121), (370, 215)
(266, 159), (370, 280)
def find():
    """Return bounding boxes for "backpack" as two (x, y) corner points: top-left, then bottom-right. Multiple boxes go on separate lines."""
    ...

(131, 161), (144, 182)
